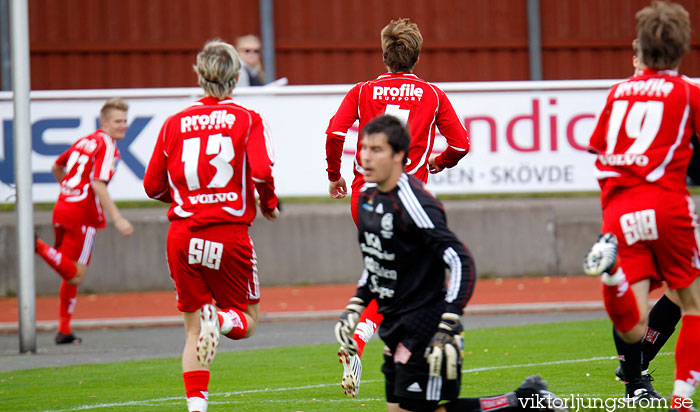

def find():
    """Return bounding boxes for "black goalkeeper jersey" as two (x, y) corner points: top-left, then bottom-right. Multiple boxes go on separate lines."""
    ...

(354, 173), (475, 318)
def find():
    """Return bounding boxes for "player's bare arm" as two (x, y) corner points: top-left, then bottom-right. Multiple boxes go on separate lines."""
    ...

(51, 163), (66, 182)
(91, 180), (134, 237)
(329, 177), (347, 198)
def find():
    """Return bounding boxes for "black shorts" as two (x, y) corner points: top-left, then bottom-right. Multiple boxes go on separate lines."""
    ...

(380, 303), (461, 405)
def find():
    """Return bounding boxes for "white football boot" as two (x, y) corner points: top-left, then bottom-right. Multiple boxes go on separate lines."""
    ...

(196, 304), (220, 367)
(338, 346), (362, 397)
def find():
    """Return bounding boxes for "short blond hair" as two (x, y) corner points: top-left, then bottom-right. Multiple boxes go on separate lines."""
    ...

(636, 1), (690, 70)
(193, 40), (241, 98)
(100, 98), (128, 121)
(381, 18), (423, 73)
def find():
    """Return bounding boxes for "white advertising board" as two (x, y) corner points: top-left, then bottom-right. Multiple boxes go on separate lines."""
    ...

(0, 80), (618, 202)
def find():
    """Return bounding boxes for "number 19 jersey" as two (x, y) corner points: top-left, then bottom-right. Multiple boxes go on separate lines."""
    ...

(144, 97), (278, 229)
(589, 69), (700, 207)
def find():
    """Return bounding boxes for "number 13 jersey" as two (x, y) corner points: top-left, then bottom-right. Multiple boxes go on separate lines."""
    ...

(144, 97), (278, 229)
(589, 69), (700, 207)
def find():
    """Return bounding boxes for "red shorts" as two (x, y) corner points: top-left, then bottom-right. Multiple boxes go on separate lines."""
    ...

(166, 221), (260, 313)
(602, 186), (700, 290)
(350, 175), (366, 228)
(53, 223), (97, 265)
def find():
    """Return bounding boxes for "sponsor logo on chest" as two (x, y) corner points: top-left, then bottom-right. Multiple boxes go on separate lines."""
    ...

(614, 78), (674, 98)
(380, 212), (393, 239)
(372, 84), (423, 101)
(181, 110), (236, 133)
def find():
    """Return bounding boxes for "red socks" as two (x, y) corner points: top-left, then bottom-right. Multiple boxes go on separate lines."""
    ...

(353, 299), (383, 357)
(183, 370), (210, 412)
(36, 237), (77, 281)
(58, 281), (78, 334)
(217, 307), (248, 340)
(673, 314), (700, 406)
(601, 276), (640, 333)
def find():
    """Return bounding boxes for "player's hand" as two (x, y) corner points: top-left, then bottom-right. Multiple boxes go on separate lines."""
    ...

(261, 207), (280, 221)
(334, 297), (366, 355)
(114, 217), (134, 237)
(329, 177), (348, 199)
(428, 155), (445, 174)
(425, 312), (463, 380)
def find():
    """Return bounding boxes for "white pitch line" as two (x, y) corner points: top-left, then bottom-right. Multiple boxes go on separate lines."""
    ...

(463, 355), (617, 373)
(31, 353), (672, 412)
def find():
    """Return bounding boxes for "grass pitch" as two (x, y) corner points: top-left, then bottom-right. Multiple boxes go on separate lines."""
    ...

(1, 318), (696, 411)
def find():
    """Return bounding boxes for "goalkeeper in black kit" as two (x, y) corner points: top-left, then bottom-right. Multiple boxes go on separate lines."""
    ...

(334, 115), (567, 412)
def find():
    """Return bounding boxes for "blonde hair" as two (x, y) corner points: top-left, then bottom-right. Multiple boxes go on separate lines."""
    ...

(381, 18), (423, 73)
(100, 98), (128, 121)
(193, 40), (241, 98)
(636, 1), (690, 70)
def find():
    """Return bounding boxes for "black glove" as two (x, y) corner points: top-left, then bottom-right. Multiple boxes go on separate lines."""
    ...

(425, 312), (463, 380)
(334, 297), (366, 355)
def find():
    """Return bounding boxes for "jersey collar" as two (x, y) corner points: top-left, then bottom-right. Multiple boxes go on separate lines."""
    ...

(642, 68), (679, 77)
(376, 72), (419, 80)
(197, 96), (233, 106)
(96, 128), (112, 140)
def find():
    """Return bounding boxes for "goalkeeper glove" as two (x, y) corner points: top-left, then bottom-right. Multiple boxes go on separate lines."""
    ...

(334, 297), (366, 355)
(583, 233), (618, 276)
(425, 312), (463, 380)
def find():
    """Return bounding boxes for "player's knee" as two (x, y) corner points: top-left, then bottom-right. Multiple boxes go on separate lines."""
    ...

(243, 315), (257, 338)
(678, 298), (700, 316)
(616, 315), (647, 343)
(244, 322), (257, 338)
(242, 305), (259, 338)
(69, 266), (88, 285)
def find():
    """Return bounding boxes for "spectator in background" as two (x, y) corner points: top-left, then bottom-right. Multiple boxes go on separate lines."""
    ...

(35, 98), (134, 345)
(143, 39), (279, 412)
(235, 34), (266, 86)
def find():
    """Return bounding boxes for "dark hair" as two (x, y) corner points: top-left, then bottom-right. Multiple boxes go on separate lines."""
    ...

(361, 115), (410, 163)
(636, 1), (690, 70)
(381, 18), (423, 73)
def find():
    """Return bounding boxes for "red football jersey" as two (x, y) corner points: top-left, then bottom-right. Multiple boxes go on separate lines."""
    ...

(143, 97), (278, 229)
(52, 129), (121, 228)
(589, 69), (700, 207)
(325, 72), (470, 184)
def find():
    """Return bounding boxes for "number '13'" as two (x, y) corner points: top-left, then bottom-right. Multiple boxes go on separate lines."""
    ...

(181, 133), (235, 190)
